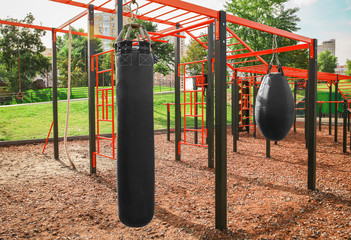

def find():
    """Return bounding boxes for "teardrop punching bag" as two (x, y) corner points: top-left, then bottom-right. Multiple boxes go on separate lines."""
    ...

(255, 69), (295, 141)
(116, 40), (154, 227)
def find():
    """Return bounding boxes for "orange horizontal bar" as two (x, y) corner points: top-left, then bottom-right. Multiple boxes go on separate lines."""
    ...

(227, 44), (309, 60)
(179, 142), (208, 148)
(98, 119), (113, 122)
(97, 69), (112, 74)
(153, 19), (214, 39)
(97, 136), (113, 141)
(184, 128), (204, 132)
(94, 152), (116, 160)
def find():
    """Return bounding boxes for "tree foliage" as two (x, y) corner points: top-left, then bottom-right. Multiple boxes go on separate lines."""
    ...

(345, 59), (351, 76)
(181, 36), (208, 76)
(57, 28), (104, 87)
(225, 0), (308, 69)
(317, 50), (338, 73)
(0, 13), (51, 92)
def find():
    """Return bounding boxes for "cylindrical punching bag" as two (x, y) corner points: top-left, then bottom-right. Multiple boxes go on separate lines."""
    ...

(116, 40), (154, 227)
(255, 71), (295, 141)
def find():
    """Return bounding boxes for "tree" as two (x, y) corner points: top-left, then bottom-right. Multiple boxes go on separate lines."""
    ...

(317, 50), (337, 73)
(225, 0), (308, 69)
(181, 36), (208, 76)
(57, 28), (104, 87)
(0, 13), (51, 92)
(345, 59), (351, 76)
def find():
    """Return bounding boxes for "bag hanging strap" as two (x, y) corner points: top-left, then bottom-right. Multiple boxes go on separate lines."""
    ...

(267, 35), (284, 76)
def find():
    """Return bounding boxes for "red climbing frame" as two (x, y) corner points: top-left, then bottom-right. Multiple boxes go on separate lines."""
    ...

(91, 49), (116, 165)
(178, 60), (208, 154)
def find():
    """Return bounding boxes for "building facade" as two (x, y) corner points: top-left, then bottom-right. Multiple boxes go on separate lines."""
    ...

(317, 39), (336, 56)
(94, 12), (129, 50)
(335, 65), (347, 75)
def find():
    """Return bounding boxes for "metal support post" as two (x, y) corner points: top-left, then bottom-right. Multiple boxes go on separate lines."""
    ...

(305, 78), (309, 148)
(294, 81), (297, 132)
(175, 23), (181, 161)
(329, 81), (332, 135)
(52, 29), (59, 160)
(233, 70), (238, 152)
(343, 99), (347, 153)
(253, 76), (257, 138)
(319, 103), (322, 131)
(167, 103), (170, 141)
(207, 22), (214, 169)
(88, 5), (96, 174)
(335, 76), (339, 142)
(194, 79), (198, 144)
(215, 10), (227, 231)
(266, 139), (270, 158)
(307, 39), (317, 190)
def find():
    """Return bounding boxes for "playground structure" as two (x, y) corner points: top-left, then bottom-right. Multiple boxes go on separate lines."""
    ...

(1, 0), (351, 230)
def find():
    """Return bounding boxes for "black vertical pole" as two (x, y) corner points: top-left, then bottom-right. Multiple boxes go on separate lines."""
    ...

(307, 39), (317, 190)
(194, 79), (198, 144)
(215, 10), (227, 231)
(274, 141), (278, 145)
(343, 99), (347, 153)
(266, 139), (270, 158)
(52, 29), (59, 160)
(88, 5), (96, 174)
(253, 76), (257, 138)
(348, 111), (350, 132)
(207, 22), (214, 169)
(319, 103), (322, 131)
(167, 104), (170, 141)
(305, 78), (309, 148)
(233, 70), (238, 152)
(231, 78), (235, 136)
(175, 23), (181, 161)
(334, 76), (339, 142)
(329, 81), (332, 135)
(294, 81), (297, 132)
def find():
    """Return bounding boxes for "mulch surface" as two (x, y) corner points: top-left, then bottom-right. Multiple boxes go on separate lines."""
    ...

(1, 123), (351, 239)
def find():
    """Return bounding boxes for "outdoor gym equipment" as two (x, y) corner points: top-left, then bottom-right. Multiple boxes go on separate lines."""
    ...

(115, 2), (155, 227)
(255, 35), (294, 141)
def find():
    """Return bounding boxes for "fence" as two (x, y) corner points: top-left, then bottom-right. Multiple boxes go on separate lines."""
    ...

(0, 87), (90, 105)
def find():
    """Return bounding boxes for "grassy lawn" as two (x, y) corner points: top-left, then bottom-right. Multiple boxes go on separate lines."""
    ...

(0, 85), (343, 142)
(1, 86), (175, 105)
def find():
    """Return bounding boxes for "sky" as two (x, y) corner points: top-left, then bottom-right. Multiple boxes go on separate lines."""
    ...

(1, 0), (350, 65)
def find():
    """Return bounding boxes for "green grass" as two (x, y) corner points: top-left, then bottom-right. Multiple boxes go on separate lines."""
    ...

(0, 85), (343, 142)
(1, 86), (175, 105)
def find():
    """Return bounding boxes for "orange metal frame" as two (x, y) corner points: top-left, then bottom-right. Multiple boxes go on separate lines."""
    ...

(178, 60), (208, 154)
(91, 49), (116, 165)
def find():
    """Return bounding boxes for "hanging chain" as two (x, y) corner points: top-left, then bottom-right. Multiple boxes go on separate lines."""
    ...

(116, 0), (151, 43)
(269, 35), (281, 66)
(129, 1), (139, 23)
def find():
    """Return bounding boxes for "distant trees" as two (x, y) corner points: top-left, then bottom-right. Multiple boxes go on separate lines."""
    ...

(317, 50), (338, 73)
(225, 0), (308, 69)
(56, 28), (104, 87)
(0, 13), (51, 92)
(345, 59), (351, 76)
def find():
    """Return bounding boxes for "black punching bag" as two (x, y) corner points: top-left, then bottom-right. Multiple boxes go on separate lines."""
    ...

(116, 40), (154, 227)
(255, 71), (294, 141)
